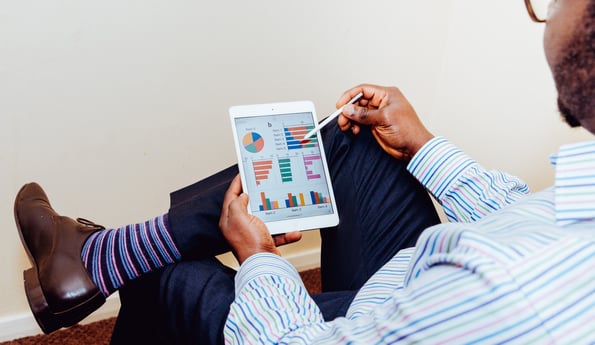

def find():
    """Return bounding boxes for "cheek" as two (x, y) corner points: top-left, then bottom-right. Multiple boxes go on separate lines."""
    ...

(544, 27), (556, 70)
(543, 20), (567, 71)
(544, 0), (590, 70)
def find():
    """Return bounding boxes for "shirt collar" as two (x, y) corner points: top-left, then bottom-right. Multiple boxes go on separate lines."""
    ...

(550, 140), (595, 226)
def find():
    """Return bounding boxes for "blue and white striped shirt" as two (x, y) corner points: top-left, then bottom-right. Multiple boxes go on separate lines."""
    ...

(225, 137), (595, 344)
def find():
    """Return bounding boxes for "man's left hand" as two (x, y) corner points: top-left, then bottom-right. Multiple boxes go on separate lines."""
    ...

(219, 175), (302, 264)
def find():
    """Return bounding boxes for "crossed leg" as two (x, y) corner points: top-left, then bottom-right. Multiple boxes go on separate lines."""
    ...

(111, 122), (440, 344)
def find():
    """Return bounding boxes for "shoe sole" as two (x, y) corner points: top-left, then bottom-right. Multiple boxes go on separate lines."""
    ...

(15, 184), (105, 334)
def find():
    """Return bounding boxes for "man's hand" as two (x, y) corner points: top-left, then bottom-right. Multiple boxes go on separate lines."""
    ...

(219, 175), (302, 264)
(336, 84), (434, 160)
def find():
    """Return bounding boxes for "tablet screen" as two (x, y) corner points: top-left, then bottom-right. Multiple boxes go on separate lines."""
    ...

(230, 103), (338, 233)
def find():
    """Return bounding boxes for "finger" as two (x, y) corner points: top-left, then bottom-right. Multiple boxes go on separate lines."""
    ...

(229, 174), (243, 195)
(336, 86), (366, 108)
(223, 175), (242, 201)
(273, 231), (302, 246)
(342, 104), (383, 126)
(337, 114), (352, 131)
(228, 192), (250, 217)
(222, 175), (243, 218)
(337, 84), (385, 108)
(337, 114), (364, 134)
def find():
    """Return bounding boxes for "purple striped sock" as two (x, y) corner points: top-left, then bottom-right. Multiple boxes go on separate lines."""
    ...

(81, 213), (181, 297)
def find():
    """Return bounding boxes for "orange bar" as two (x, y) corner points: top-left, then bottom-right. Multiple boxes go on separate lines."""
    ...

(287, 193), (294, 207)
(261, 192), (268, 210)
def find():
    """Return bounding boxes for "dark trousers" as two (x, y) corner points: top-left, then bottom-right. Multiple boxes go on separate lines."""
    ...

(110, 123), (440, 344)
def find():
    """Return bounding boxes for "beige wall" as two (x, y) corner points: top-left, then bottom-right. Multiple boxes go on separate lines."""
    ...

(0, 0), (592, 324)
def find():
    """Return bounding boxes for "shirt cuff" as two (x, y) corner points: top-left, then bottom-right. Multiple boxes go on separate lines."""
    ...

(234, 252), (302, 295)
(407, 136), (477, 199)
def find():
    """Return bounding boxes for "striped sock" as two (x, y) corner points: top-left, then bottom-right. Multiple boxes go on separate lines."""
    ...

(81, 213), (181, 297)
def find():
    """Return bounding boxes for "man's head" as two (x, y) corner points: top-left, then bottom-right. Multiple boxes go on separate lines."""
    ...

(543, 0), (595, 132)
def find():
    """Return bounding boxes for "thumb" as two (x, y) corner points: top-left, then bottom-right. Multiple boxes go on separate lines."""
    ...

(230, 193), (250, 215)
(238, 193), (250, 208)
(342, 104), (382, 126)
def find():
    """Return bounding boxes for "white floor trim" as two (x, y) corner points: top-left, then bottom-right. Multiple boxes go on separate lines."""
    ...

(0, 249), (320, 342)
(285, 248), (321, 271)
(0, 293), (121, 342)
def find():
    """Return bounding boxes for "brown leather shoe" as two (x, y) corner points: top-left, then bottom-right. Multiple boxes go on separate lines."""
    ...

(14, 182), (106, 334)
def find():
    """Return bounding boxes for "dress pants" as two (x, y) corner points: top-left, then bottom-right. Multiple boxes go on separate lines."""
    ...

(110, 122), (440, 344)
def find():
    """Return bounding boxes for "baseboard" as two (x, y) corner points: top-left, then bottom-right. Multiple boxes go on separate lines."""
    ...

(284, 248), (321, 271)
(0, 292), (121, 342)
(0, 249), (320, 342)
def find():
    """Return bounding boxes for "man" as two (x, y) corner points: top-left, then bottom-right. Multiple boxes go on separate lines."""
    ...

(14, 0), (594, 344)
(220, 0), (594, 343)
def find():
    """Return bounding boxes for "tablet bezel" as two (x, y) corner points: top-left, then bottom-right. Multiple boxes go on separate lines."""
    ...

(229, 100), (339, 235)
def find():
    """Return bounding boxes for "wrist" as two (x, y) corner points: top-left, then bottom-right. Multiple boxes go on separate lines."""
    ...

(408, 131), (435, 157)
(236, 246), (281, 265)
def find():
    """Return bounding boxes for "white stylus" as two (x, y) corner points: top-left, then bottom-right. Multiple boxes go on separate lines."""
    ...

(303, 92), (364, 140)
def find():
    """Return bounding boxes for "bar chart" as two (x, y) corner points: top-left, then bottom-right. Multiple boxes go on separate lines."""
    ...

(303, 154), (323, 180)
(279, 158), (293, 183)
(253, 159), (273, 186)
(284, 125), (318, 150)
(259, 190), (332, 211)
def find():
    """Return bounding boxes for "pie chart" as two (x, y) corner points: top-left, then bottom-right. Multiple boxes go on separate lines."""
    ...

(242, 132), (264, 153)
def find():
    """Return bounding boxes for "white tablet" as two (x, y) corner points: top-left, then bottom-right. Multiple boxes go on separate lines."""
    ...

(229, 100), (339, 235)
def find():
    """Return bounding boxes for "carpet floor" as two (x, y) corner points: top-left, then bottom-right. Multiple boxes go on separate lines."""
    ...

(1, 268), (321, 345)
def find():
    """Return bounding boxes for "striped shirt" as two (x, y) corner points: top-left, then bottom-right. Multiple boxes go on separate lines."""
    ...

(225, 136), (595, 344)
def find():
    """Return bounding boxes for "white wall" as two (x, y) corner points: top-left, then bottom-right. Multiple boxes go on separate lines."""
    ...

(0, 0), (592, 337)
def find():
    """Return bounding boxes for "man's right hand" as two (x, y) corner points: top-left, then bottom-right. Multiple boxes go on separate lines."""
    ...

(336, 84), (434, 160)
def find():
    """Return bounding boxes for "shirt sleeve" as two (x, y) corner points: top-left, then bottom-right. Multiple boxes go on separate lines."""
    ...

(407, 137), (530, 222)
(224, 253), (326, 344)
(225, 248), (416, 344)
(225, 247), (558, 344)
